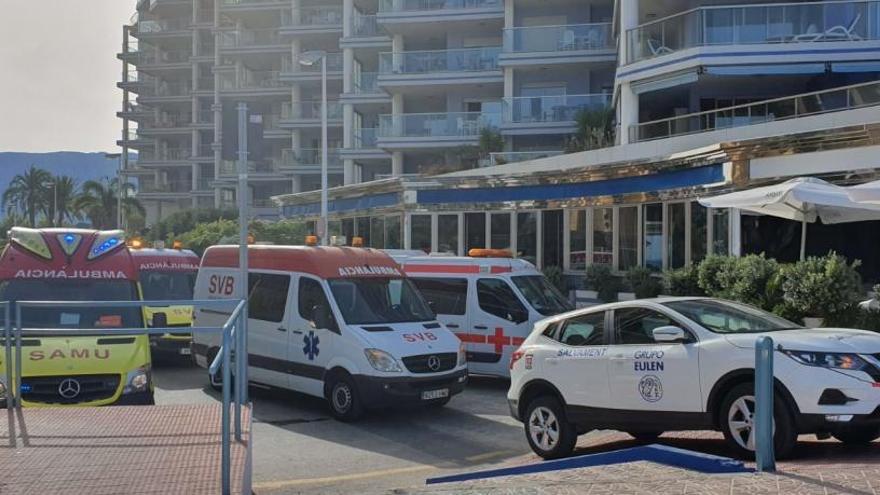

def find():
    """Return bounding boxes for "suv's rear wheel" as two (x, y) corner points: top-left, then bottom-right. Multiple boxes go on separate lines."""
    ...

(831, 425), (880, 445)
(719, 382), (797, 459)
(523, 396), (577, 459)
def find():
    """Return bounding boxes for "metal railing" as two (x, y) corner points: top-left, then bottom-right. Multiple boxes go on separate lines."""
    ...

(284, 6), (344, 26)
(219, 160), (277, 175)
(137, 148), (190, 161)
(155, 114), (192, 128)
(353, 13), (382, 36)
(627, 0), (880, 63)
(502, 94), (612, 123)
(2, 299), (249, 495)
(378, 111), (501, 138)
(140, 179), (194, 193)
(283, 53), (343, 73)
(486, 150), (563, 166)
(137, 18), (190, 33)
(353, 72), (381, 93)
(353, 127), (379, 148)
(239, 70), (283, 89)
(379, 46), (501, 74)
(504, 23), (613, 53)
(630, 79), (880, 142)
(155, 81), (191, 97)
(282, 148), (343, 166)
(137, 49), (191, 64)
(379, 0), (502, 13)
(219, 28), (283, 47)
(281, 101), (344, 120)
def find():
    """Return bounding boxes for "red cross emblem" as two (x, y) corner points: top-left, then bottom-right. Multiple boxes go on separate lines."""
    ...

(486, 327), (511, 354)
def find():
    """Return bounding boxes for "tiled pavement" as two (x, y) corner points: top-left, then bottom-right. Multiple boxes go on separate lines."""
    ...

(0, 404), (250, 495)
(410, 431), (880, 495)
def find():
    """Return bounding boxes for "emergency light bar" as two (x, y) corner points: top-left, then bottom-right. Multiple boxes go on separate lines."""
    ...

(468, 248), (512, 258)
(88, 230), (126, 260)
(56, 233), (83, 256)
(9, 227), (52, 260)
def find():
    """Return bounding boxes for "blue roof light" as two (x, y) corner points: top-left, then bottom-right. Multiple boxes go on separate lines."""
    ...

(63, 234), (76, 244)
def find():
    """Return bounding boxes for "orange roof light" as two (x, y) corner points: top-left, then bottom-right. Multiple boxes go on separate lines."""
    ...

(468, 248), (512, 258)
(172, 240), (183, 250)
(128, 237), (144, 249)
(351, 236), (364, 248)
(305, 235), (319, 246)
(247, 234), (256, 245)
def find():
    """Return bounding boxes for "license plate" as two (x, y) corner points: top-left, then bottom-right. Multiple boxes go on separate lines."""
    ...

(179, 347), (192, 356)
(421, 388), (449, 400)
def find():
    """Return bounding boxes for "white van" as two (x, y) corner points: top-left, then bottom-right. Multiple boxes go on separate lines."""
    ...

(192, 245), (467, 420)
(391, 250), (574, 378)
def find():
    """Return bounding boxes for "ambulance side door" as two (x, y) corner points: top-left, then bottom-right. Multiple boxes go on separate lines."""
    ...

(246, 271), (293, 388)
(287, 274), (338, 398)
(470, 277), (531, 375)
(409, 276), (470, 342)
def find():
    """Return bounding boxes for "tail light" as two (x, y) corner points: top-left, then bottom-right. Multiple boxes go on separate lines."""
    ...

(510, 349), (525, 370)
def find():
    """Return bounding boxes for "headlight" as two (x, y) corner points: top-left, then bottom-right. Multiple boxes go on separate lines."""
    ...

(457, 341), (467, 367)
(783, 350), (872, 371)
(364, 348), (402, 373)
(123, 366), (151, 394)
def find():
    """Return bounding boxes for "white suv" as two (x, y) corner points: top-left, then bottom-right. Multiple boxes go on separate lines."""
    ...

(508, 297), (880, 459)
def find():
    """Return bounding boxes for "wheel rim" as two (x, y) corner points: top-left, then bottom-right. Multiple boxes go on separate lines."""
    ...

(332, 383), (352, 413)
(528, 406), (560, 452)
(727, 395), (774, 451)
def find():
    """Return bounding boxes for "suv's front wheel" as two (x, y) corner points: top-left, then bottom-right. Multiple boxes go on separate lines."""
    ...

(523, 396), (577, 459)
(719, 382), (797, 459)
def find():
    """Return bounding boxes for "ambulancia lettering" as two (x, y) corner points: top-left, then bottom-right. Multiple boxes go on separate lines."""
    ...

(337, 265), (402, 277)
(208, 274), (235, 295)
(14, 269), (126, 279)
(403, 332), (438, 343)
(139, 261), (199, 271)
(29, 349), (111, 361)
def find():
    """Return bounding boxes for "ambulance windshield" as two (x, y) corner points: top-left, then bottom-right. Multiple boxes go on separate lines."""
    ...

(511, 275), (573, 316)
(0, 279), (142, 329)
(140, 271), (196, 301)
(328, 277), (435, 325)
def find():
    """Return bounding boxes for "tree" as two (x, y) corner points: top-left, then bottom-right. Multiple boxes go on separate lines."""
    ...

(75, 178), (145, 229)
(3, 165), (52, 227)
(566, 106), (616, 152)
(43, 175), (79, 227)
(478, 128), (504, 160)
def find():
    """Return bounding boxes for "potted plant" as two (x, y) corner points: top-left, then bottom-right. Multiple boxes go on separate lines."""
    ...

(781, 252), (863, 327)
(626, 266), (663, 299)
(585, 264), (621, 303)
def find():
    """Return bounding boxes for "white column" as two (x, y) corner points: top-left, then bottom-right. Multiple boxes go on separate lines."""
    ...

(392, 34), (404, 72)
(618, 82), (638, 145)
(343, 0), (354, 38)
(344, 159), (355, 185)
(343, 48), (354, 94)
(291, 175), (302, 193)
(343, 103), (354, 148)
(503, 0), (514, 28)
(619, 0), (638, 66)
(392, 152), (404, 176)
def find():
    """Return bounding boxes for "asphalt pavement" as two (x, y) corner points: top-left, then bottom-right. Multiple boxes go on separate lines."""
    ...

(151, 357), (536, 494)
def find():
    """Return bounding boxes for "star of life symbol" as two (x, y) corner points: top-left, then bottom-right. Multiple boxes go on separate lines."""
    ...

(303, 331), (320, 361)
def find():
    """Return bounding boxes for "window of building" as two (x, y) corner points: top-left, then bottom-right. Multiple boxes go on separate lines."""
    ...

(438, 214), (459, 254)
(517, 212), (538, 266)
(691, 202), (707, 263)
(356, 216), (371, 247)
(248, 273), (290, 323)
(618, 206), (638, 271)
(592, 207), (613, 265)
(568, 210), (587, 271)
(411, 214), (432, 253)
(370, 217), (385, 249)
(558, 311), (606, 347)
(614, 307), (675, 345)
(542, 210), (563, 269)
(668, 203), (686, 269)
(643, 203), (663, 271)
(342, 218), (355, 246)
(465, 213), (486, 253)
(384, 215), (401, 249)
(298, 276), (337, 331)
(712, 208), (730, 255)
(477, 278), (529, 323)
(410, 277), (468, 315)
(490, 213), (511, 250)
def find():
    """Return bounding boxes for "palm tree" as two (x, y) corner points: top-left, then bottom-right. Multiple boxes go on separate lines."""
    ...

(3, 165), (52, 227)
(566, 106), (616, 152)
(43, 176), (79, 227)
(75, 178), (144, 229)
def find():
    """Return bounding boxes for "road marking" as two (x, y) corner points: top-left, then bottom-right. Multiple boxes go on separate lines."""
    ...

(253, 450), (518, 490)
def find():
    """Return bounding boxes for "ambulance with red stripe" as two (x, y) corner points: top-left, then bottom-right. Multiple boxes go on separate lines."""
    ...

(0, 227), (153, 407)
(191, 245), (467, 421)
(129, 245), (200, 358)
(393, 250), (574, 378)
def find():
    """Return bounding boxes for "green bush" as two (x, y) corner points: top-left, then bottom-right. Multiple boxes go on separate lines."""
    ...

(585, 264), (622, 303)
(176, 219), (239, 255)
(781, 252), (863, 320)
(626, 267), (663, 299)
(726, 254), (781, 311)
(662, 265), (705, 296)
(150, 208), (238, 241)
(250, 219), (310, 246)
(542, 265), (567, 294)
(696, 255), (737, 297)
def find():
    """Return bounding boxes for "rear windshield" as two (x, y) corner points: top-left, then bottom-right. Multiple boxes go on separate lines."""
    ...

(0, 279), (143, 329)
(140, 270), (196, 301)
(511, 275), (573, 316)
(328, 277), (435, 325)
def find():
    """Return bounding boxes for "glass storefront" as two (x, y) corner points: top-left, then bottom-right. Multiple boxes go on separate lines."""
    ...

(568, 210), (587, 271)
(592, 207), (613, 266)
(667, 203), (686, 270)
(490, 213), (511, 250)
(618, 206), (639, 271)
(643, 204), (664, 271)
(438, 214), (459, 254)
(517, 212), (538, 265)
(464, 213), (486, 253)
(411, 214), (432, 253)
(542, 210), (564, 269)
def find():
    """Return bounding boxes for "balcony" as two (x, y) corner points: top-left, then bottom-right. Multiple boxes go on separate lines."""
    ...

(117, 129), (154, 148)
(135, 18), (190, 36)
(631, 80), (880, 142)
(626, 0), (880, 65)
(136, 148), (191, 165)
(281, 148), (343, 172)
(342, 13), (391, 48)
(377, 111), (501, 148)
(281, 6), (343, 34)
(139, 179), (193, 196)
(134, 49), (192, 67)
(220, 0), (288, 11)
(139, 81), (191, 102)
(218, 160), (281, 176)
(219, 28), (287, 53)
(501, 94), (612, 134)
(501, 23), (615, 65)
(117, 71), (156, 92)
(378, 0), (504, 30)
(378, 47), (502, 89)
(192, 109), (214, 127)
(280, 53), (343, 82)
(280, 101), (344, 128)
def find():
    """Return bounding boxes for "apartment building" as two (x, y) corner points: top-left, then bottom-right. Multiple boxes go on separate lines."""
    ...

(119, 0), (614, 224)
(275, 0), (880, 281)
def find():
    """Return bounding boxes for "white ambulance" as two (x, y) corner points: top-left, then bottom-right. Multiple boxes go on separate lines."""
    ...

(391, 250), (574, 378)
(192, 245), (467, 420)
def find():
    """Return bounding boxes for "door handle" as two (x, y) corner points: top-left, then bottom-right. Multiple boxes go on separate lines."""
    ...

(446, 323), (460, 329)
(277, 327), (287, 332)
(292, 330), (303, 335)
(474, 325), (488, 330)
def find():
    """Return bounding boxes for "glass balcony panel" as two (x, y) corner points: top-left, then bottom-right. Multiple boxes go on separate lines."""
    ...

(379, 47), (501, 74)
(285, 6), (344, 26)
(137, 18), (189, 33)
(282, 101), (344, 120)
(378, 111), (501, 138)
(353, 14), (381, 36)
(504, 23), (613, 53)
(353, 128), (379, 148)
(282, 149), (342, 166)
(503, 94), (612, 123)
(353, 72), (380, 93)
(379, 0), (501, 12)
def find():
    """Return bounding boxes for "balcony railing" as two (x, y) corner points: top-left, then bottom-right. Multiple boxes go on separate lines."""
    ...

(219, 161), (278, 175)
(631, 79), (880, 142)
(194, 109), (214, 124)
(282, 53), (343, 73)
(378, 111), (501, 138)
(379, 0), (501, 13)
(239, 70), (284, 89)
(155, 81), (191, 96)
(283, 6), (344, 26)
(502, 94), (612, 123)
(193, 144), (215, 157)
(504, 23), (613, 53)
(628, 0), (880, 64)
(138, 149), (190, 162)
(138, 49), (191, 64)
(282, 101), (343, 120)
(140, 180), (193, 194)
(379, 47), (501, 74)
(137, 18), (189, 33)
(353, 127), (379, 148)
(353, 13), (382, 36)
(353, 72), (381, 93)
(486, 150), (563, 166)
(282, 148), (342, 166)
(155, 114), (192, 127)
(219, 28), (283, 47)
(195, 177), (213, 190)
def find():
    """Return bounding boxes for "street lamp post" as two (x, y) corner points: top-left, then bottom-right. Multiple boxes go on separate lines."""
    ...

(105, 152), (123, 229)
(298, 50), (329, 245)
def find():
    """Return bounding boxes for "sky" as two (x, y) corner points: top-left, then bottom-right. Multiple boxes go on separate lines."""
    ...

(0, 0), (138, 153)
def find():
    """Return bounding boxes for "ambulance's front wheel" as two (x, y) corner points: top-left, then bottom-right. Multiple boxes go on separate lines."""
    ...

(327, 372), (364, 422)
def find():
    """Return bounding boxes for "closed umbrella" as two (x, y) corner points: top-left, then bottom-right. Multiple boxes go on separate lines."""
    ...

(698, 177), (880, 260)
(846, 179), (880, 205)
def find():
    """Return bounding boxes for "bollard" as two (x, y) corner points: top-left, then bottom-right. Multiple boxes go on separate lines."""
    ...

(754, 336), (775, 472)
(221, 326), (232, 495)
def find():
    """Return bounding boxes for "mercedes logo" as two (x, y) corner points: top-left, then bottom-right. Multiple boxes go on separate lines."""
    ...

(427, 355), (441, 372)
(58, 378), (81, 399)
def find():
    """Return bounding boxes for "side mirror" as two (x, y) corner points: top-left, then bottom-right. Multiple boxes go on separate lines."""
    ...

(652, 325), (687, 343)
(311, 304), (336, 332)
(151, 312), (168, 328)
